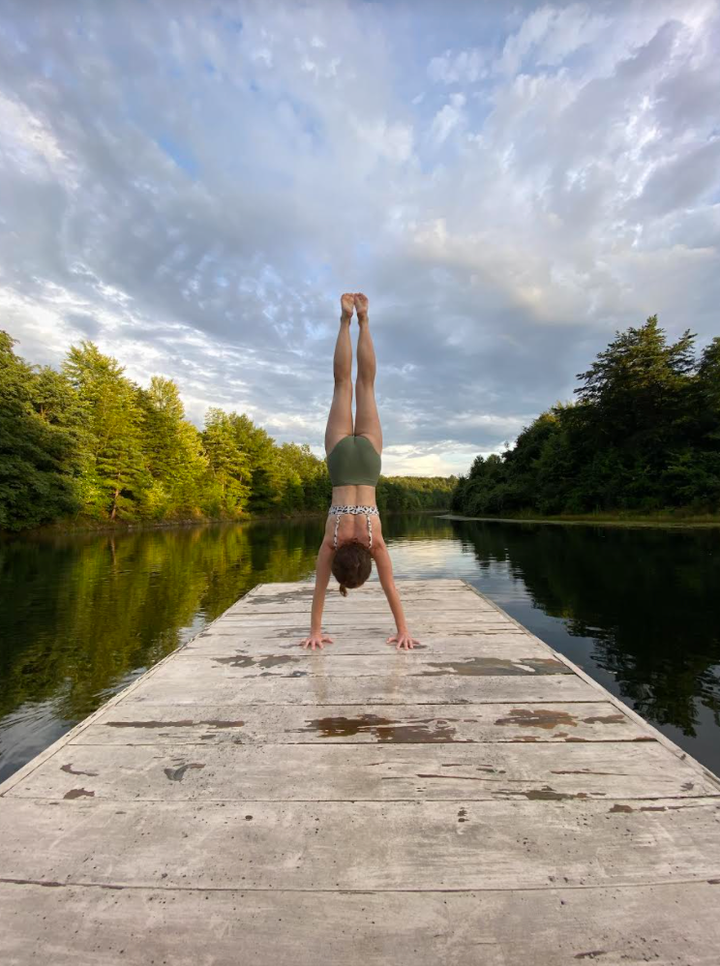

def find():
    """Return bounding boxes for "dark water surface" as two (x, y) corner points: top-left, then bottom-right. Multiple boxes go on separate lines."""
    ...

(1, 514), (719, 782)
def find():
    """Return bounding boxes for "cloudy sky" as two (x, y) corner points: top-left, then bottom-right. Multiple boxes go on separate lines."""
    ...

(1, 0), (719, 477)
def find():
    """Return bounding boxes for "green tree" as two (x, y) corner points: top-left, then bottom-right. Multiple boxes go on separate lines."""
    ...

(697, 337), (720, 434)
(453, 316), (720, 517)
(227, 413), (283, 513)
(201, 409), (251, 515)
(63, 342), (148, 520)
(137, 377), (209, 519)
(275, 442), (330, 512)
(1, 332), (456, 532)
(574, 316), (696, 471)
(0, 331), (82, 529)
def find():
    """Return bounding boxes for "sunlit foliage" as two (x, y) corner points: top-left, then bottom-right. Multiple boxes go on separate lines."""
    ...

(452, 317), (720, 517)
(0, 333), (453, 531)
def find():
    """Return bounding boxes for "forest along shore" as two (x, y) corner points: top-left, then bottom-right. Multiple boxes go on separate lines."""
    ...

(10, 506), (448, 538)
(450, 318), (720, 523)
(1, 331), (453, 535)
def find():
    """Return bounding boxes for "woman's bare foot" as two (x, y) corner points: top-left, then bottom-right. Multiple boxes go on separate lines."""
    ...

(341, 293), (355, 321)
(354, 293), (369, 322)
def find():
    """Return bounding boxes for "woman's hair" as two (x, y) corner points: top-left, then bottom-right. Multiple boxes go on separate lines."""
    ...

(331, 540), (373, 597)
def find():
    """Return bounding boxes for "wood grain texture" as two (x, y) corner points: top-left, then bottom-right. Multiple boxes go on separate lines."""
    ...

(1, 797), (720, 891)
(8, 740), (718, 802)
(170, 652), (574, 676)
(180, 633), (546, 657)
(3, 881), (719, 966)
(71, 700), (649, 745)
(124, 666), (598, 705)
(1, 578), (718, 964)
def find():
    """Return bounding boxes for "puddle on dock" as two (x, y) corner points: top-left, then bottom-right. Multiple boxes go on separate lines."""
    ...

(294, 713), (462, 742)
(494, 708), (627, 730)
(63, 788), (95, 799)
(60, 763), (99, 777)
(214, 655), (298, 668)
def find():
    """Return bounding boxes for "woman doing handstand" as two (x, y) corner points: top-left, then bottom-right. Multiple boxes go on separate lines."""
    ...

(300, 293), (420, 652)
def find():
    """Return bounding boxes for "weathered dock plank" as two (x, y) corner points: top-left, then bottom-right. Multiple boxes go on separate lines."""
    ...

(2, 796), (720, 890)
(68, 700), (650, 745)
(1, 577), (719, 965)
(8, 740), (719, 802)
(163, 652), (575, 675)
(181, 632), (554, 655)
(3, 881), (719, 966)
(122, 665), (598, 705)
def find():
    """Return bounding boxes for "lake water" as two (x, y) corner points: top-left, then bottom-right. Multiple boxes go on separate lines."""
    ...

(1, 514), (719, 782)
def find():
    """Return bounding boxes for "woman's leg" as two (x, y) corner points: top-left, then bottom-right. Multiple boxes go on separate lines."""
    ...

(324, 316), (353, 455)
(354, 311), (382, 455)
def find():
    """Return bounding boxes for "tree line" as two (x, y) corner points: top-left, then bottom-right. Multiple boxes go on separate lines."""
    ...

(452, 317), (720, 517)
(0, 332), (454, 531)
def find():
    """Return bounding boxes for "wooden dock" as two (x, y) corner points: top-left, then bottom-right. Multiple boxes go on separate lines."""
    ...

(1, 578), (719, 964)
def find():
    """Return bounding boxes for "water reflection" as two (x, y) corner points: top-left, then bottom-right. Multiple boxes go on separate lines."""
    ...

(1, 515), (719, 781)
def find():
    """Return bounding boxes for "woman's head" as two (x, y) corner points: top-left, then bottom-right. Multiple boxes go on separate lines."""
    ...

(332, 540), (372, 597)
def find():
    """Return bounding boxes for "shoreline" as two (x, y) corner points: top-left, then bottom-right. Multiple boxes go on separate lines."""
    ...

(1, 506), (447, 539)
(436, 512), (720, 530)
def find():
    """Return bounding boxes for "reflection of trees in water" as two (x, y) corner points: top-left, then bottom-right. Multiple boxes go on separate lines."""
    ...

(382, 513), (457, 543)
(458, 521), (720, 736)
(3, 514), (718, 752)
(0, 513), (446, 730)
(0, 521), (322, 723)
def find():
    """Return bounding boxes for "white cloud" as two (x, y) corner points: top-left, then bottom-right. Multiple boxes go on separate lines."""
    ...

(0, 0), (718, 479)
(350, 113), (414, 163)
(428, 47), (487, 84)
(0, 91), (78, 187)
(429, 93), (466, 145)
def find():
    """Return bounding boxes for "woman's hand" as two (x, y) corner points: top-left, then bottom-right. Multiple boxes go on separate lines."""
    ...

(354, 292), (369, 319)
(340, 293), (355, 319)
(387, 630), (420, 651)
(300, 632), (334, 650)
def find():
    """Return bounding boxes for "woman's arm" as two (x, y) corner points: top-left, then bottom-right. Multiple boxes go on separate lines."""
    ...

(373, 541), (420, 651)
(300, 542), (335, 649)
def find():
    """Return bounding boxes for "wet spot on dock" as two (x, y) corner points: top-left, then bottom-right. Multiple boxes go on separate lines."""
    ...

(214, 655), (299, 669)
(416, 657), (570, 677)
(63, 788), (95, 799)
(106, 719), (195, 728)
(521, 787), (588, 800)
(260, 669), (307, 677)
(494, 708), (579, 729)
(60, 763), (99, 777)
(163, 762), (206, 782)
(582, 714), (626, 725)
(105, 719), (244, 729)
(295, 714), (459, 742)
